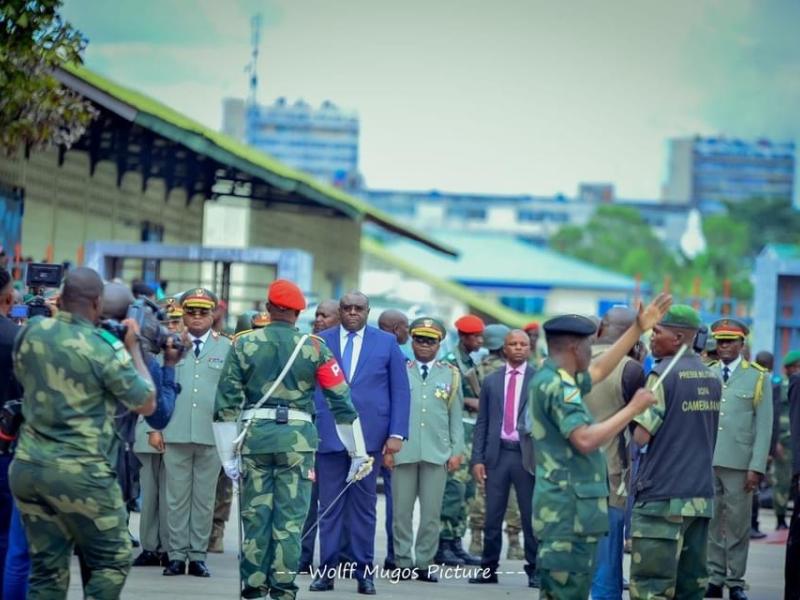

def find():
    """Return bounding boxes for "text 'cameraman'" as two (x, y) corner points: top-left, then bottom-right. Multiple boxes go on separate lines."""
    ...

(8, 267), (156, 599)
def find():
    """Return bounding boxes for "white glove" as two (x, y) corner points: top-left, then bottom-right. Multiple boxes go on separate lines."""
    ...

(347, 455), (374, 483)
(212, 422), (239, 465)
(222, 459), (240, 481)
(335, 417), (368, 458)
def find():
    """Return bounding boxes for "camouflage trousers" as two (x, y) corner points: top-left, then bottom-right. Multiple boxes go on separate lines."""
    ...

(629, 510), (710, 600)
(240, 451), (314, 600)
(537, 537), (597, 599)
(469, 486), (521, 535)
(9, 458), (133, 600)
(770, 451), (793, 519)
(211, 467), (233, 546)
(440, 420), (475, 540)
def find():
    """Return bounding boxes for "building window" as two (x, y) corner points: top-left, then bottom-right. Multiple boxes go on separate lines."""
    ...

(499, 295), (545, 314)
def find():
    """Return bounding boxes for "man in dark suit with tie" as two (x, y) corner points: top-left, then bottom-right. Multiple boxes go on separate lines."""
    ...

(469, 329), (539, 588)
(311, 292), (411, 595)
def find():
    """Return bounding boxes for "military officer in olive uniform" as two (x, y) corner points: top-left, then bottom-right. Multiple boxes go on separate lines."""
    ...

(162, 288), (231, 577)
(706, 318), (772, 600)
(214, 280), (370, 600)
(389, 318), (464, 581)
(528, 295), (669, 599)
(630, 305), (722, 600)
(436, 315), (484, 566)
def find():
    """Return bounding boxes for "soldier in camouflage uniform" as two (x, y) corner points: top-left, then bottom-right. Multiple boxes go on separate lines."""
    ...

(9, 267), (156, 599)
(214, 280), (370, 600)
(630, 305), (721, 600)
(436, 314), (484, 566)
(466, 324), (524, 560)
(527, 297), (668, 599)
(771, 352), (799, 530)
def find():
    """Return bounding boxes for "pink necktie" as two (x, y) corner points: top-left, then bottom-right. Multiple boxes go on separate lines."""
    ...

(503, 369), (519, 436)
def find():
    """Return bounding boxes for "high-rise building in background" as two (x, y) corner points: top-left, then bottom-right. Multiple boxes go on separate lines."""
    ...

(222, 96), (360, 188)
(661, 136), (796, 207)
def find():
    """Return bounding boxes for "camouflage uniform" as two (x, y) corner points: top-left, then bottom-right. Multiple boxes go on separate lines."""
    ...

(440, 344), (479, 542)
(770, 378), (792, 523)
(468, 354), (523, 555)
(214, 321), (358, 600)
(529, 359), (608, 599)
(9, 312), (154, 599)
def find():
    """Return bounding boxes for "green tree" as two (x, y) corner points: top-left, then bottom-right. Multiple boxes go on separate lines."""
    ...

(0, 0), (96, 153)
(725, 198), (800, 256)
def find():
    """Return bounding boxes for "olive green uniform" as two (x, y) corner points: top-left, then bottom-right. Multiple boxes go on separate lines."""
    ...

(9, 312), (154, 599)
(770, 378), (792, 522)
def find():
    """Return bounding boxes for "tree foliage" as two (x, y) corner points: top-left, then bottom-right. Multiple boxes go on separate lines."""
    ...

(0, 0), (97, 153)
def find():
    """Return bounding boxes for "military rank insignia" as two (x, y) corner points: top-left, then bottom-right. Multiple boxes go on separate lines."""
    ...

(434, 382), (452, 400)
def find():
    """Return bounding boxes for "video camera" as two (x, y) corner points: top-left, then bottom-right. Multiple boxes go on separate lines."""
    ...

(101, 297), (186, 355)
(693, 324), (709, 354)
(25, 263), (64, 318)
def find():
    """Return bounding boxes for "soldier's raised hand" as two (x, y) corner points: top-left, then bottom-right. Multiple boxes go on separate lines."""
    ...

(629, 388), (657, 415)
(636, 293), (672, 332)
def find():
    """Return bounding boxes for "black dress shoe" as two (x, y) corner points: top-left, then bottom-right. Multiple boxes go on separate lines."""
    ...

(132, 550), (162, 567)
(309, 577), (335, 592)
(297, 562), (312, 574)
(749, 527), (767, 540)
(527, 573), (540, 588)
(468, 571), (498, 584)
(188, 560), (210, 577)
(162, 560), (186, 576)
(729, 587), (749, 600)
(383, 559), (397, 570)
(414, 568), (438, 583)
(704, 583), (723, 598)
(160, 553), (170, 567)
(450, 538), (481, 566)
(357, 579), (376, 595)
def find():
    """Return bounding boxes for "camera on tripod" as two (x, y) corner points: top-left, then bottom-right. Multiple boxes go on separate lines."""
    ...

(101, 297), (186, 355)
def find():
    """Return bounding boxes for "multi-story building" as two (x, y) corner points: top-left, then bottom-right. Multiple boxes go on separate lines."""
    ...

(661, 136), (796, 207)
(222, 97), (360, 187)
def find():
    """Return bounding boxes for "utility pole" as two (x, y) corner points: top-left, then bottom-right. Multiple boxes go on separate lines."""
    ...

(246, 14), (262, 107)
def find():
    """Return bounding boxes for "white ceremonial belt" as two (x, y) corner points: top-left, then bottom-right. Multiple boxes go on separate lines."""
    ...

(241, 408), (313, 423)
(462, 416), (477, 425)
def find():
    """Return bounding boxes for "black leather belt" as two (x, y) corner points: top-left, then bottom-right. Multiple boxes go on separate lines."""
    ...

(500, 440), (521, 451)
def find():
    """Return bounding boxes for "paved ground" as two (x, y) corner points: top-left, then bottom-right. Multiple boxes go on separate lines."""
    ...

(65, 497), (790, 599)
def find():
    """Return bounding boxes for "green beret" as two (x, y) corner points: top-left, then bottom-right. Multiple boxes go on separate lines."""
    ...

(659, 304), (701, 330)
(410, 317), (446, 341)
(783, 350), (800, 368)
(484, 324), (511, 351)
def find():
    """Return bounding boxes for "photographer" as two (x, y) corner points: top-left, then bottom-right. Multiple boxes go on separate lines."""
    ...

(0, 268), (23, 594)
(8, 267), (156, 599)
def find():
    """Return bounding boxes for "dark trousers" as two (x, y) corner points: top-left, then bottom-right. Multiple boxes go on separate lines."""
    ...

(317, 450), (381, 580)
(0, 454), (13, 593)
(786, 475), (800, 600)
(482, 444), (537, 570)
(382, 466), (395, 562)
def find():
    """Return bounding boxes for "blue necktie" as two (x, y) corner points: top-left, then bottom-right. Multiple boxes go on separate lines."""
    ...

(341, 331), (356, 381)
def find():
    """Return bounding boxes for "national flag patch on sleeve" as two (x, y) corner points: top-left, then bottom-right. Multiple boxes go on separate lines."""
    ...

(317, 358), (346, 389)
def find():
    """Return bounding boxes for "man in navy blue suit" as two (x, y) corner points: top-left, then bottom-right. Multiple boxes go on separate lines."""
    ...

(310, 292), (411, 595)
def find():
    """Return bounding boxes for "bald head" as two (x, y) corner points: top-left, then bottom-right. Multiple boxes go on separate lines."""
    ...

(313, 299), (340, 333)
(102, 282), (134, 320)
(754, 350), (774, 371)
(504, 329), (531, 367)
(378, 309), (409, 345)
(597, 306), (637, 344)
(61, 267), (104, 321)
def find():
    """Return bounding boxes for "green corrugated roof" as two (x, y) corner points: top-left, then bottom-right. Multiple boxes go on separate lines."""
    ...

(58, 64), (456, 257)
(767, 244), (800, 259)
(362, 237), (536, 328)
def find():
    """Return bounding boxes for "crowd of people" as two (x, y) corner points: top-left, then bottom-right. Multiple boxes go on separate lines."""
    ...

(0, 266), (798, 600)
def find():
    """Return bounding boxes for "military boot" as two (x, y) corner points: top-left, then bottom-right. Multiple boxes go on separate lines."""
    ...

(506, 533), (524, 560)
(208, 524), (224, 553)
(778, 515), (789, 530)
(451, 538), (481, 565)
(468, 528), (483, 556)
(433, 539), (465, 566)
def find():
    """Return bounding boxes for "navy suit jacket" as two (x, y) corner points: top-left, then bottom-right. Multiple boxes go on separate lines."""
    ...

(315, 325), (410, 454)
(471, 365), (534, 470)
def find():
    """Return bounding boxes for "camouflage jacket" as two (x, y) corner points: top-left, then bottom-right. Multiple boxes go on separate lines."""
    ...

(12, 312), (154, 470)
(443, 343), (479, 402)
(529, 358), (609, 541)
(472, 353), (506, 388)
(214, 320), (358, 454)
(776, 378), (791, 446)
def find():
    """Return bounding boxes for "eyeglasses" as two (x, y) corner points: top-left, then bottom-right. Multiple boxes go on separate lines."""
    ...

(185, 309), (211, 317)
(412, 336), (439, 346)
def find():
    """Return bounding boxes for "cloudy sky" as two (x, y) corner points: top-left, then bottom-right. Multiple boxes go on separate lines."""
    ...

(61, 0), (799, 199)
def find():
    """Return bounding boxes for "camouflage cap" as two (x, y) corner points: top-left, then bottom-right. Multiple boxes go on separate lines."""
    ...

(659, 304), (701, 330)
(410, 317), (446, 341)
(783, 350), (800, 368)
(484, 324), (511, 350)
(181, 287), (217, 310)
(710, 317), (749, 340)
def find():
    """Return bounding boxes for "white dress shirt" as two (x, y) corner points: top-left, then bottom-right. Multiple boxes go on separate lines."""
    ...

(188, 329), (212, 356)
(501, 362), (527, 442)
(339, 325), (366, 381)
(721, 354), (742, 380)
(418, 361), (435, 379)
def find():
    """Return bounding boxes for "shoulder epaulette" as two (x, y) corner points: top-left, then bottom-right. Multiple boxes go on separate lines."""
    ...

(750, 361), (767, 372)
(218, 331), (233, 339)
(95, 328), (124, 351)
(233, 329), (254, 341)
(705, 359), (720, 367)
(310, 333), (325, 343)
(438, 360), (458, 371)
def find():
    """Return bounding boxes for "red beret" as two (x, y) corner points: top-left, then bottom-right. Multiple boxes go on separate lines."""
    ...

(267, 279), (306, 311)
(454, 315), (485, 334)
(523, 321), (540, 333)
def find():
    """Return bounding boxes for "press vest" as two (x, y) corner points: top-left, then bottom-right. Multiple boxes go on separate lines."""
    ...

(634, 352), (721, 502)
